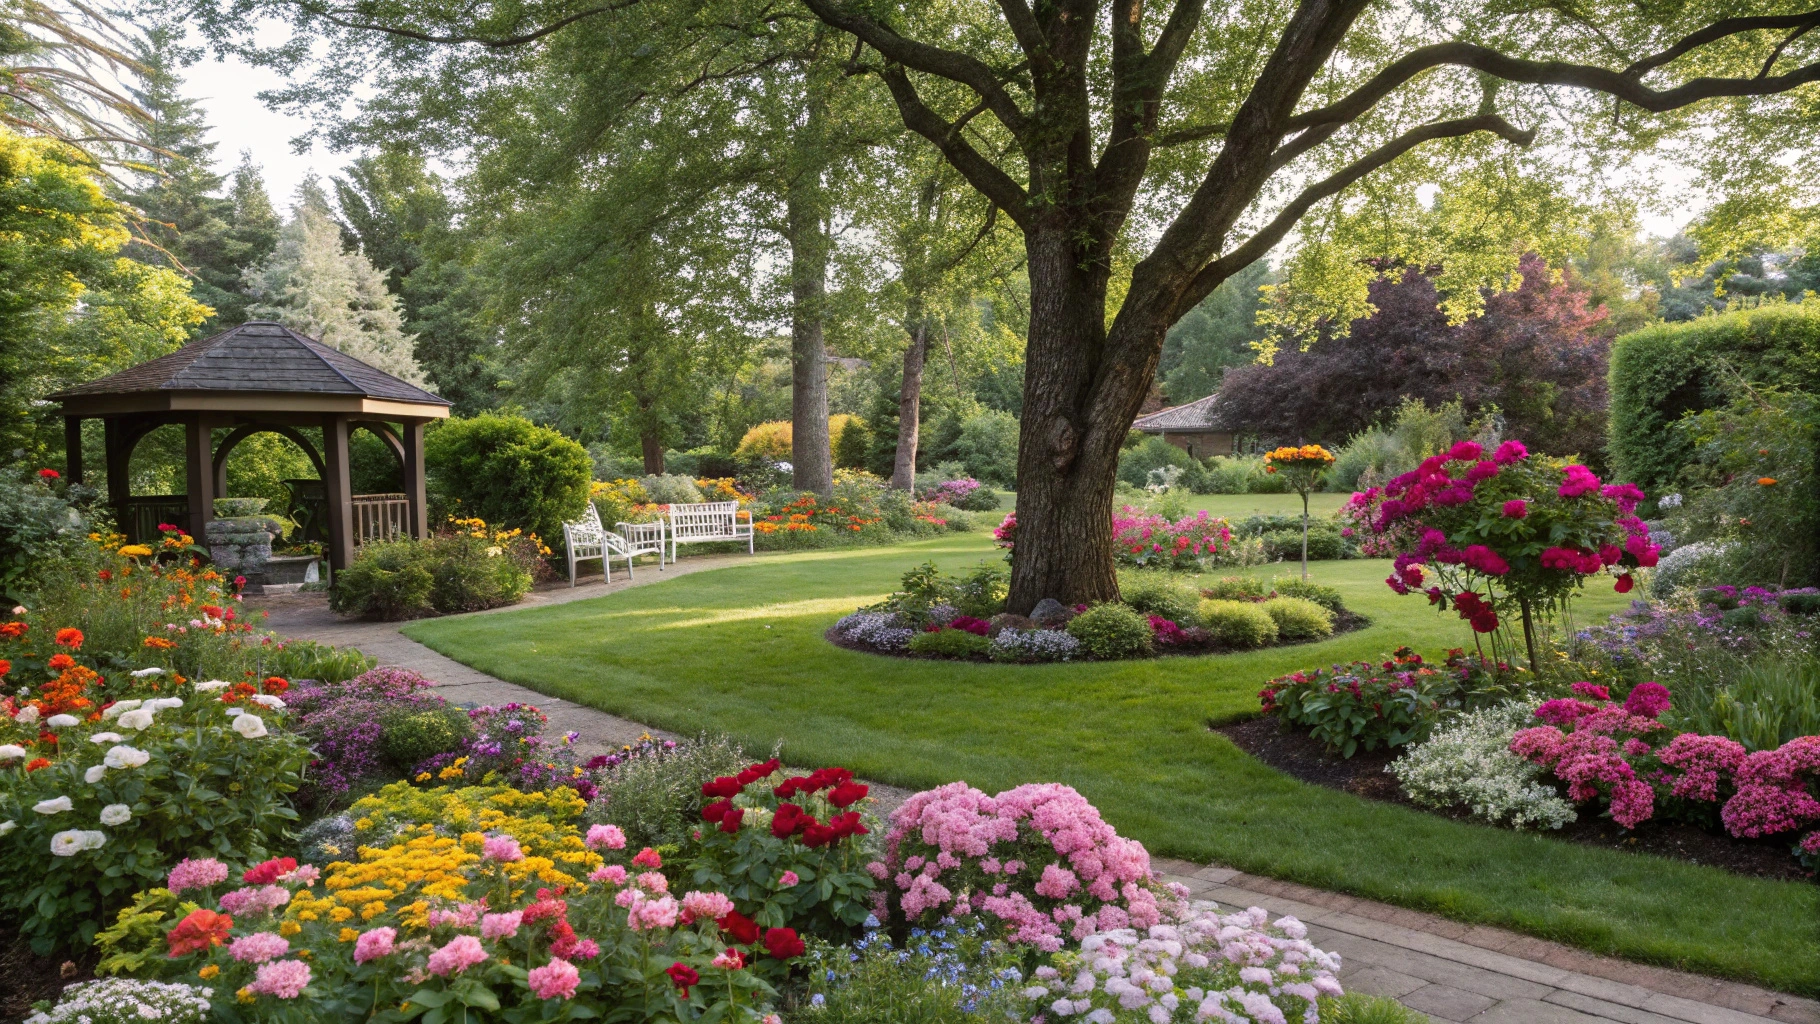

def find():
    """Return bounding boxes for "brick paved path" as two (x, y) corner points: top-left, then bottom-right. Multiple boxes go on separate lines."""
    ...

(251, 560), (1820, 1024)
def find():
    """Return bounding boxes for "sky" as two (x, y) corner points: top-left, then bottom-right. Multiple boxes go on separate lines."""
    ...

(182, 45), (361, 210)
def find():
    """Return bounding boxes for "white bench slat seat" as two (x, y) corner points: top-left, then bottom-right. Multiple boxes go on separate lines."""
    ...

(665, 500), (754, 560)
(562, 504), (665, 586)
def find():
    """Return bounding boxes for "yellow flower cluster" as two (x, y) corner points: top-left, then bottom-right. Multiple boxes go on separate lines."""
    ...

(1263, 444), (1335, 465)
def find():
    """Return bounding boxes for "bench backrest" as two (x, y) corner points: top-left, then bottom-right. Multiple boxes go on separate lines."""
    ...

(667, 501), (741, 538)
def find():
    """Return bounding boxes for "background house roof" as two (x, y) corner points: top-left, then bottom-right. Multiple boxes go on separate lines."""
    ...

(48, 321), (449, 407)
(1132, 393), (1223, 431)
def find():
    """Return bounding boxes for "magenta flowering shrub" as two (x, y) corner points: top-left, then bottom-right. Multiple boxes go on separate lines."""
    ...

(1112, 507), (1233, 571)
(1345, 439), (1658, 654)
(1511, 686), (1820, 855)
(874, 781), (1171, 952)
(287, 668), (449, 802)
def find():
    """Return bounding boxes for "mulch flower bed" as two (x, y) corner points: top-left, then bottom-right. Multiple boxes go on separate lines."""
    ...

(0, 927), (93, 1023)
(1216, 715), (1814, 883)
(826, 612), (1368, 663)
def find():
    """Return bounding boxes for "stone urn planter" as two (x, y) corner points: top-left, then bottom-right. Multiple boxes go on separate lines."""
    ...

(205, 512), (285, 590)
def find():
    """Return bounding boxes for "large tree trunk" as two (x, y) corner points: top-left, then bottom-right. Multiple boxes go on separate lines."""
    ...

(640, 429), (664, 475)
(1004, 224), (1152, 614)
(891, 301), (927, 491)
(786, 168), (832, 495)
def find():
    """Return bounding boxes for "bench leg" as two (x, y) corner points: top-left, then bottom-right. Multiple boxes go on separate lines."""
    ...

(568, 551), (577, 587)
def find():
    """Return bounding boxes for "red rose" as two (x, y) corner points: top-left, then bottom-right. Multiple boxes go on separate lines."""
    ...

(762, 927), (805, 960)
(717, 909), (760, 946)
(701, 798), (733, 823)
(829, 812), (868, 839)
(801, 824), (838, 848)
(1614, 574), (1634, 594)
(718, 808), (744, 833)
(827, 781), (868, 808)
(773, 777), (804, 799)
(665, 962), (699, 996)
(701, 776), (743, 799)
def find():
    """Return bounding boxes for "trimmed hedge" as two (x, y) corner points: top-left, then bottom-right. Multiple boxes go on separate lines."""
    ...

(1609, 303), (1820, 492)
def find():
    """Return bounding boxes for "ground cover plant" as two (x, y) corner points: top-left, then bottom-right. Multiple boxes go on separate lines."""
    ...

(400, 534), (1820, 994)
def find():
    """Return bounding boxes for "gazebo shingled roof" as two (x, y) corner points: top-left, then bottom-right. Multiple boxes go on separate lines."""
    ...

(49, 322), (450, 573)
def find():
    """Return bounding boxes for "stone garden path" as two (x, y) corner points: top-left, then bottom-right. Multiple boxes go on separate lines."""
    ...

(248, 562), (1820, 1024)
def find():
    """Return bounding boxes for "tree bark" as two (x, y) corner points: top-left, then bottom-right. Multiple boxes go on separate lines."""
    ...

(1004, 222), (1162, 613)
(786, 154), (833, 496)
(641, 429), (664, 475)
(892, 303), (927, 491)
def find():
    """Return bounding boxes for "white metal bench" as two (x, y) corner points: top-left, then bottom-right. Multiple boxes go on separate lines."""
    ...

(616, 519), (667, 572)
(665, 500), (753, 560)
(564, 504), (668, 586)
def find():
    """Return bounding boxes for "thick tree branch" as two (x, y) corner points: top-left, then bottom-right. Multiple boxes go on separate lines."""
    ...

(798, 0), (1029, 139)
(878, 66), (1031, 228)
(1285, 34), (1820, 131)
(274, 0), (635, 46)
(1154, 122), (1229, 146)
(1178, 113), (1536, 317)
(1625, 9), (1820, 76)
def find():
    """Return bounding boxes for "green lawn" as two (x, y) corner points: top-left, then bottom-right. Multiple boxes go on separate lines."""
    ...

(405, 534), (1820, 995)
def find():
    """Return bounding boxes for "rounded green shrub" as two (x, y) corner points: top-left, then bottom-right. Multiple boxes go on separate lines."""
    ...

(1262, 596), (1335, 640)
(1066, 603), (1154, 659)
(1319, 993), (1434, 1024)
(379, 705), (474, 771)
(1201, 575), (1267, 601)
(1271, 575), (1346, 614)
(328, 540), (434, 619)
(424, 413), (592, 544)
(1198, 598), (1278, 647)
(907, 628), (992, 658)
(427, 535), (533, 613)
(1117, 571), (1202, 625)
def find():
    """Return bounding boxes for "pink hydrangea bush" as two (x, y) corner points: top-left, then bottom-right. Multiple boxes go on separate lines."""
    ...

(1512, 686), (1820, 855)
(1015, 903), (1343, 1024)
(874, 781), (1171, 952)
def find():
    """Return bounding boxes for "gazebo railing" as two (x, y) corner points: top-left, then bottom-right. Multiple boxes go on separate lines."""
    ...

(120, 497), (191, 544)
(352, 493), (410, 545)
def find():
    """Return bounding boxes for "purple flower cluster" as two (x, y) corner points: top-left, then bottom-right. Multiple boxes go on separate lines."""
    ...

(288, 668), (448, 801)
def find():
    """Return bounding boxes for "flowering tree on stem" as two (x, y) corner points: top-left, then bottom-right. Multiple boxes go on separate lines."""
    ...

(1264, 445), (1335, 580)
(1345, 439), (1659, 669)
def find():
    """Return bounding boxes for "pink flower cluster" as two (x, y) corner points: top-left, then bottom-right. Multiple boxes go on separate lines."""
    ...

(353, 926), (396, 964)
(1515, 689), (1820, 847)
(877, 781), (1165, 951)
(1111, 508), (1232, 569)
(227, 931), (289, 963)
(217, 885), (290, 917)
(247, 959), (310, 999)
(427, 934), (489, 976)
(167, 857), (230, 895)
(527, 957), (581, 1000)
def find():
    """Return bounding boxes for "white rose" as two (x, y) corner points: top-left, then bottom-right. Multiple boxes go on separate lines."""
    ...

(45, 714), (80, 728)
(145, 697), (184, 711)
(49, 830), (85, 856)
(101, 700), (143, 721)
(193, 679), (231, 692)
(232, 714), (268, 739)
(13, 706), (38, 725)
(0, 744), (26, 761)
(130, 667), (165, 678)
(84, 765), (107, 784)
(116, 709), (155, 731)
(82, 830), (106, 849)
(0, 819), (14, 836)
(103, 746), (149, 769)
(99, 804), (131, 826)
(88, 732), (124, 745)
(33, 796), (73, 815)
(249, 694), (286, 710)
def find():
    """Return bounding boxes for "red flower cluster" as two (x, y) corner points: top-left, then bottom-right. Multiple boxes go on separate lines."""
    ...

(242, 857), (297, 885)
(948, 616), (991, 636)
(37, 468), (59, 480)
(1450, 592), (1499, 634)
(666, 961), (699, 996)
(699, 761), (872, 846)
(0, 622), (25, 639)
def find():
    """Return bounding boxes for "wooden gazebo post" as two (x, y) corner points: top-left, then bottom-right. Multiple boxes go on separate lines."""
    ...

(183, 413), (219, 543)
(321, 414), (356, 572)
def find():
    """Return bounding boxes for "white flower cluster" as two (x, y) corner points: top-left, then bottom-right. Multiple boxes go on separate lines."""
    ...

(25, 978), (213, 1024)
(833, 612), (916, 652)
(1016, 904), (1341, 1024)
(1388, 701), (1576, 830)
(989, 628), (1082, 663)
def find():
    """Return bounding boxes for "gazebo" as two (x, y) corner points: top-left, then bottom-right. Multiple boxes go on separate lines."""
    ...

(48, 321), (451, 572)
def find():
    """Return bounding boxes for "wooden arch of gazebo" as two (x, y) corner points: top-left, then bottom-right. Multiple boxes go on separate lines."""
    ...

(48, 321), (451, 571)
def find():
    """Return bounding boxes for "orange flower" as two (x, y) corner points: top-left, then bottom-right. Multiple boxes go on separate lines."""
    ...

(143, 636), (177, 650)
(262, 676), (289, 696)
(0, 622), (24, 639)
(1758, 477), (1777, 486)
(0, 659), (9, 677)
(167, 909), (234, 957)
(24, 758), (50, 771)
(47, 653), (75, 671)
(54, 628), (83, 650)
